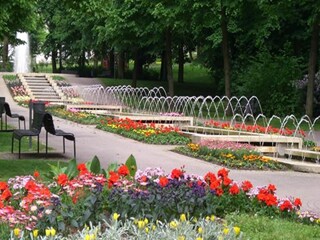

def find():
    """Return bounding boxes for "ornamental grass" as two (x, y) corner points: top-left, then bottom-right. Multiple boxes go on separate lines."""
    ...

(174, 140), (285, 170)
(97, 118), (190, 145)
(1, 155), (318, 239)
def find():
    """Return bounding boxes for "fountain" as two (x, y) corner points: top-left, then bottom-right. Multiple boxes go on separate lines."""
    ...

(14, 32), (31, 73)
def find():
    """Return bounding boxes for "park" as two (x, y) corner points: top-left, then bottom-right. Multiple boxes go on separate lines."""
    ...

(1, 1), (320, 239)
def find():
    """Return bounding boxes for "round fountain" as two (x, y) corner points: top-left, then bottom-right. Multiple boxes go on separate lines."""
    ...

(14, 32), (31, 73)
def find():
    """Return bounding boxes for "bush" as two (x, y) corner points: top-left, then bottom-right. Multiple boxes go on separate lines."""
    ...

(235, 51), (303, 117)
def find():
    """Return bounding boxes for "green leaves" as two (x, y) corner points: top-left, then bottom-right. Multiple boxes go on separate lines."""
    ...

(125, 154), (137, 177)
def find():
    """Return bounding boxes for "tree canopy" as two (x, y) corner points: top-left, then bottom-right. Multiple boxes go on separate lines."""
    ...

(1, 0), (319, 117)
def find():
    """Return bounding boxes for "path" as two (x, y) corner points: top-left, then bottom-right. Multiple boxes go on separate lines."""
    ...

(1, 73), (320, 215)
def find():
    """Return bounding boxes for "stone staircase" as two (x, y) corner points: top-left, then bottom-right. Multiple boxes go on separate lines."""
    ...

(18, 74), (65, 103)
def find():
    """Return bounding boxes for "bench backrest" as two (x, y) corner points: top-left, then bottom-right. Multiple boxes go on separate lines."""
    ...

(43, 113), (56, 135)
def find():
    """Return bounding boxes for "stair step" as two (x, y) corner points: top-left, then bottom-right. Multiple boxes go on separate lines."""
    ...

(285, 149), (320, 159)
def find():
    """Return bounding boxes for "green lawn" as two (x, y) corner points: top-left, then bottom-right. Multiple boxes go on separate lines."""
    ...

(226, 213), (320, 240)
(0, 131), (69, 181)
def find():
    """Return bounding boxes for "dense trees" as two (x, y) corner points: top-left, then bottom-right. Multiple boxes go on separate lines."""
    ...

(0, 0), (319, 117)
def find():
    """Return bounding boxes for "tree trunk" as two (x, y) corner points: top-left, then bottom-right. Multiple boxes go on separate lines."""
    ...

(132, 49), (143, 87)
(221, 5), (231, 99)
(109, 49), (115, 78)
(117, 51), (125, 79)
(58, 46), (63, 72)
(160, 50), (167, 81)
(2, 36), (9, 71)
(52, 49), (57, 73)
(178, 42), (184, 83)
(306, 17), (319, 118)
(165, 29), (174, 96)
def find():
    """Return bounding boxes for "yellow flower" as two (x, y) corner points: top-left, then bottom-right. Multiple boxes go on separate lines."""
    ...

(51, 228), (56, 236)
(144, 218), (149, 224)
(13, 228), (20, 237)
(233, 226), (241, 236)
(180, 214), (187, 222)
(196, 238), (203, 240)
(145, 227), (149, 233)
(152, 224), (156, 231)
(223, 228), (229, 235)
(113, 212), (120, 221)
(169, 220), (178, 229)
(138, 220), (145, 229)
(46, 228), (56, 236)
(177, 235), (185, 240)
(45, 228), (51, 236)
(85, 234), (91, 240)
(198, 227), (203, 234)
(210, 215), (215, 221)
(33, 229), (39, 237)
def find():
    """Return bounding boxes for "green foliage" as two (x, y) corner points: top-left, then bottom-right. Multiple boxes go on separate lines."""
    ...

(2, 74), (17, 81)
(52, 75), (65, 81)
(235, 50), (303, 116)
(125, 154), (137, 177)
(174, 145), (286, 170)
(226, 213), (320, 240)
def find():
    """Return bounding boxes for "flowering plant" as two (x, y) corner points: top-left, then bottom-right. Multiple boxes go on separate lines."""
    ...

(175, 140), (285, 170)
(47, 106), (104, 125)
(97, 118), (190, 145)
(204, 120), (306, 137)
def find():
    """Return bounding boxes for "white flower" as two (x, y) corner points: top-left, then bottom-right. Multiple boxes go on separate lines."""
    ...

(30, 205), (37, 212)
(45, 209), (52, 215)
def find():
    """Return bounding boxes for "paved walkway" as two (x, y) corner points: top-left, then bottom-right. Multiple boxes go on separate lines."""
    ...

(1, 73), (320, 215)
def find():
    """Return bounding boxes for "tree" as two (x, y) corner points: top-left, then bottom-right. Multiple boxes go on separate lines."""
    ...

(0, 0), (37, 70)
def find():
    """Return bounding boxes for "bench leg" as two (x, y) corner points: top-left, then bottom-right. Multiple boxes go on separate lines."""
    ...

(46, 131), (48, 155)
(18, 139), (21, 159)
(11, 135), (14, 153)
(74, 140), (76, 160)
(63, 137), (65, 153)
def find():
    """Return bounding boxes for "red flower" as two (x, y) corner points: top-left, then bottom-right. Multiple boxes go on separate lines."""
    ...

(204, 172), (217, 184)
(1, 188), (12, 201)
(241, 180), (253, 192)
(0, 201), (3, 208)
(0, 182), (8, 191)
(223, 177), (232, 186)
(118, 165), (130, 176)
(33, 171), (40, 178)
(57, 174), (68, 186)
(217, 168), (229, 178)
(294, 198), (302, 207)
(216, 187), (224, 196)
(25, 180), (38, 192)
(267, 184), (276, 193)
(77, 163), (88, 175)
(280, 200), (293, 211)
(139, 175), (148, 182)
(229, 183), (240, 195)
(210, 179), (221, 190)
(171, 168), (183, 179)
(108, 171), (120, 188)
(159, 176), (169, 187)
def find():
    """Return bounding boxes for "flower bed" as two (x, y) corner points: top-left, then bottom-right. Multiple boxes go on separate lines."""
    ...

(204, 120), (306, 137)
(3, 74), (31, 106)
(47, 106), (104, 125)
(97, 118), (190, 145)
(174, 140), (286, 170)
(0, 156), (318, 239)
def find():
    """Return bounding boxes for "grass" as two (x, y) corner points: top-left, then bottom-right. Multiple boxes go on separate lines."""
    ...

(0, 159), (67, 181)
(226, 213), (320, 240)
(0, 131), (45, 153)
(100, 63), (217, 97)
(0, 129), (69, 181)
